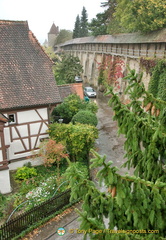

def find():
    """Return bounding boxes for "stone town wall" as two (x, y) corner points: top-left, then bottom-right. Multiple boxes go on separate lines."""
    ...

(58, 30), (166, 90)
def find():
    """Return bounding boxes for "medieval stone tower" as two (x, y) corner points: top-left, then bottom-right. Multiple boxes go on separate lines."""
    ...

(48, 23), (59, 48)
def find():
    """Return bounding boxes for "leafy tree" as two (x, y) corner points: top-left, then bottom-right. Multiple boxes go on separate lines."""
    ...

(80, 7), (89, 37)
(71, 110), (98, 126)
(42, 46), (59, 62)
(55, 29), (72, 44)
(115, 0), (166, 33)
(73, 15), (81, 38)
(52, 94), (84, 123)
(52, 94), (98, 123)
(52, 95), (98, 123)
(38, 139), (68, 184)
(98, 0), (166, 34)
(89, 13), (108, 36)
(49, 123), (98, 164)
(53, 54), (83, 85)
(64, 70), (166, 239)
(101, 0), (124, 34)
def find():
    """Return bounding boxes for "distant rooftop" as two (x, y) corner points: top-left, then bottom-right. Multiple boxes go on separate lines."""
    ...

(48, 23), (59, 35)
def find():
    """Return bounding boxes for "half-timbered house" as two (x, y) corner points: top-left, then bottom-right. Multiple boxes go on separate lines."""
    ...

(0, 20), (62, 193)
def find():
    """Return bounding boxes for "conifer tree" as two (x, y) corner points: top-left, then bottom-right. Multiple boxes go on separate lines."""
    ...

(73, 15), (81, 39)
(80, 6), (89, 37)
(65, 69), (166, 240)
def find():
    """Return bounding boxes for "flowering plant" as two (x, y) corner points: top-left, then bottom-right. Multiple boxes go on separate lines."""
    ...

(25, 176), (57, 209)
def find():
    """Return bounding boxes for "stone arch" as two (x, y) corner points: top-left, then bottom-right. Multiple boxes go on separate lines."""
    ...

(84, 57), (90, 83)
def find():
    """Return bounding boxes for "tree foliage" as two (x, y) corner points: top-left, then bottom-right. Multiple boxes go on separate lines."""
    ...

(80, 7), (89, 37)
(55, 29), (72, 45)
(49, 123), (98, 163)
(71, 110), (98, 126)
(89, 13), (108, 36)
(101, 0), (123, 34)
(115, 0), (166, 33)
(52, 94), (98, 123)
(73, 15), (81, 39)
(73, 7), (89, 38)
(94, 0), (166, 34)
(38, 139), (68, 183)
(38, 139), (68, 167)
(65, 150), (166, 240)
(107, 69), (166, 182)
(53, 54), (83, 85)
(42, 46), (59, 62)
(64, 69), (166, 239)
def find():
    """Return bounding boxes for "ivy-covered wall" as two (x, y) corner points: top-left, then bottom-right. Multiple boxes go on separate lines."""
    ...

(148, 60), (166, 101)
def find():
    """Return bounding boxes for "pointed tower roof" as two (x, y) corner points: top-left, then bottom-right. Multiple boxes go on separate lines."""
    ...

(48, 23), (59, 34)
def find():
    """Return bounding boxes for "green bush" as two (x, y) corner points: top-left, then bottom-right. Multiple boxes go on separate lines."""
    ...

(71, 110), (98, 126)
(82, 101), (98, 114)
(14, 166), (37, 181)
(52, 94), (98, 123)
(52, 94), (83, 123)
(49, 122), (98, 163)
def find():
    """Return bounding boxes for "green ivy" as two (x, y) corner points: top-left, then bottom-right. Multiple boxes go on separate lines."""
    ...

(148, 60), (166, 101)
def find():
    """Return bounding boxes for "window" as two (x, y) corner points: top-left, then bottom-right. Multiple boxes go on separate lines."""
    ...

(8, 113), (16, 124)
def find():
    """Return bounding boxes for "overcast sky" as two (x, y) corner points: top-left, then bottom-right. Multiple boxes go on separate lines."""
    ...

(0, 0), (105, 44)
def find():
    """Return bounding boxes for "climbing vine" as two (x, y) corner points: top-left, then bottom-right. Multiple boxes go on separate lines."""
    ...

(140, 57), (157, 74)
(148, 59), (166, 101)
(97, 55), (124, 88)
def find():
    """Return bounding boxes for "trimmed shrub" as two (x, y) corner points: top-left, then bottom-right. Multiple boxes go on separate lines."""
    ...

(71, 110), (98, 126)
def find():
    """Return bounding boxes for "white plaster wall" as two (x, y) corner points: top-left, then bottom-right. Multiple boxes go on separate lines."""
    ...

(30, 122), (41, 135)
(0, 169), (11, 194)
(4, 108), (49, 161)
(18, 109), (46, 124)
(9, 156), (43, 170)
(37, 108), (48, 119)
(3, 128), (10, 146)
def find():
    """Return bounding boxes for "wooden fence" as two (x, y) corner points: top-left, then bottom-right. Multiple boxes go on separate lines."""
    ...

(0, 189), (71, 240)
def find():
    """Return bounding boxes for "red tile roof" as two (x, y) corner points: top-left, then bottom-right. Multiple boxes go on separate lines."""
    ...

(58, 83), (84, 100)
(0, 20), (62, 111)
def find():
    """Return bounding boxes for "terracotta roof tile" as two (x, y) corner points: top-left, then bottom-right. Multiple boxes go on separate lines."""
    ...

(0, 20), (62, 111)
(58, 83), (84, 100)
